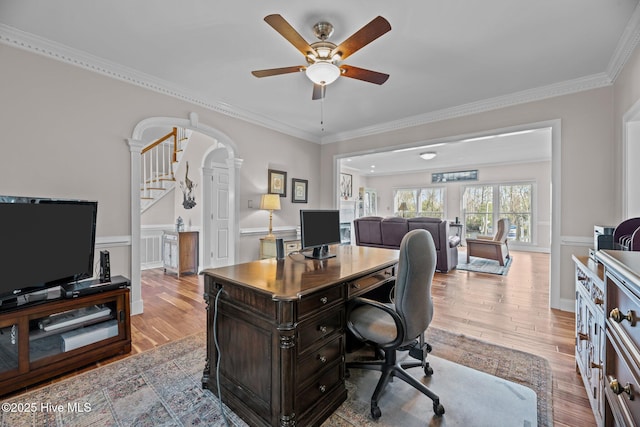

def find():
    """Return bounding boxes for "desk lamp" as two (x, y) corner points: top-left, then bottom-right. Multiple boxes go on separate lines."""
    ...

(260, 194), (281, 239)
(398, 202), (408, 218)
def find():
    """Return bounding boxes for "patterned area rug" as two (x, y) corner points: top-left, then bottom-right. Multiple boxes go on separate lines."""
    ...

(457, 255), (513, 275)
(0, 327), (552, 426)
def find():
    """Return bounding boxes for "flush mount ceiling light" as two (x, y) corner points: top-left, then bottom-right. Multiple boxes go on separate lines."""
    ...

(392, 142), (447, 153)
(420, 152), (437, 160)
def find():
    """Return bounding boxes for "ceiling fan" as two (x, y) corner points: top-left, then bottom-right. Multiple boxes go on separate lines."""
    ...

(251, 14), (391, 100)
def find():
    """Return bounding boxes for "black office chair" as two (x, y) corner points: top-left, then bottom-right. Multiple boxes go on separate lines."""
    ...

(346, 229), (445, 419)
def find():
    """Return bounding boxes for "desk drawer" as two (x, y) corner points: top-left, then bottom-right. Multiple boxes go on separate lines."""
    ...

(347, 266), (395, 299)
(299, 286), (344, 318)
(298, 335), (343, 387)
(297, 363), (343, 418)
(298, 307), (343, 352)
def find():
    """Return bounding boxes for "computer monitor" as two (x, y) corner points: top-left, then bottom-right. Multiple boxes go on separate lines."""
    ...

(299, 210), (341, 259)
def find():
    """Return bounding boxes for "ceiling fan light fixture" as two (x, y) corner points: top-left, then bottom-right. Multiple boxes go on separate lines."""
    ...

(420, 151), (437, 160)
(305, 61), (340, 85)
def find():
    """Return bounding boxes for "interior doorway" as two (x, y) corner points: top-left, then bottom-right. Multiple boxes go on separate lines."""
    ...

(335, 120), (561, 308)
(127, 113), (241, 315)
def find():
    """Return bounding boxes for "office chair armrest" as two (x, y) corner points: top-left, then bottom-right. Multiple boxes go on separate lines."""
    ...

(347, 297), (406, 349)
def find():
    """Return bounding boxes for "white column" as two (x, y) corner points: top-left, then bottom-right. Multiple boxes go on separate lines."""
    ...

(127, 138), (145, 315)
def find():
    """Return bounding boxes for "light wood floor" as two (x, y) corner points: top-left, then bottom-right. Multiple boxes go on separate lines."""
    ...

(129, 250), (593, 426)
(15, 250), (595, 426)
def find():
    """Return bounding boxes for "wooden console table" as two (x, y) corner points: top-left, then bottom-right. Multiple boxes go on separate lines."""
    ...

(162, 231), (198, 277)
(201, 245), (398, 427)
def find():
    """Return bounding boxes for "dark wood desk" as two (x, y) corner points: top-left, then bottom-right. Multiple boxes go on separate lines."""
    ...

(202, 245), (399, 427)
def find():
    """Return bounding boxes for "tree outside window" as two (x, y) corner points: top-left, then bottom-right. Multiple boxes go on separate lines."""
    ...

(394, 187), (445, 218)
(462, 183), (532, 242)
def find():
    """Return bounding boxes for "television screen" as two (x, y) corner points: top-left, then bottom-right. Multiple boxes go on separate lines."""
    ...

(0, 196), (97, 301)
(300, 210), (341, 259)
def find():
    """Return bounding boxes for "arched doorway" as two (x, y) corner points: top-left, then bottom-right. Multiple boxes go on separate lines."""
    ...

(127, 112), (242, 314)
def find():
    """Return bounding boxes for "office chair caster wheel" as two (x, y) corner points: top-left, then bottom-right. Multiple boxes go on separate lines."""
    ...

(424, 364), (434, 376)
(371, 404), (382, 419)
(433, 402), (445, 416)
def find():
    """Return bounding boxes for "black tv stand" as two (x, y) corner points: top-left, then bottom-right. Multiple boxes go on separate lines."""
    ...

(303, 245), (337, 260)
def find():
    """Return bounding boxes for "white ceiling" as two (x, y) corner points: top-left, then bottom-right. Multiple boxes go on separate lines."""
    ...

(1, 0), (638, 147)
(342, 127), (552, 176)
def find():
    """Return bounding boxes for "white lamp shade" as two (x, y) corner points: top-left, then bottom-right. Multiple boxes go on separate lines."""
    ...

(305, 62), (341, 85)
(260, 194), (281, 211)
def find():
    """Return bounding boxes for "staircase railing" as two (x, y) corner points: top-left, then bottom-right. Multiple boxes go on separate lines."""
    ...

(140, 127), (178, 200)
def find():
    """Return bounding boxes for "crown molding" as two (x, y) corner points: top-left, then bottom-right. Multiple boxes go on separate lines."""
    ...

(321, 5), (640, 144)
(0, 23), (321, 143)
(3, 9), (639, 147)
(606, 3), (640, 81)
(319, 73), (613, 144)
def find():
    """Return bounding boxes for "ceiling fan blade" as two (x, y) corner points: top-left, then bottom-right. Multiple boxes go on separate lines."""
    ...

(312, 84), (326, 100)
(340, 65), (389, 85)
(264, 14), (317, 57)
(251, 66), (304, 78)
(330, 16), (391, 61)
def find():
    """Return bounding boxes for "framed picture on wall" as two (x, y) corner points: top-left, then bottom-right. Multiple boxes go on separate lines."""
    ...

(292, 178), (308, 203)
(268, 169), (287, 197)
(340, 173), (352, 200)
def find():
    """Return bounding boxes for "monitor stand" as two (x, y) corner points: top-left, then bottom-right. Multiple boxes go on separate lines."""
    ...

(303, 245), (336, 260)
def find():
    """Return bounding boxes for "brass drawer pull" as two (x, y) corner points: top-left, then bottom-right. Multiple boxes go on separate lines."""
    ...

(351, 283), (360, 289)
(320, 296), (328, 304)
(590, 362), (602, 370)
(610, 308), (635, 325)
(319, 385), (327, 393)
(318, 355), (327, 363)
(318, 325), (327, 333)
(577, 332), (589, 341)
(594, 297), (603, 306)
(610, 378), (634, 400)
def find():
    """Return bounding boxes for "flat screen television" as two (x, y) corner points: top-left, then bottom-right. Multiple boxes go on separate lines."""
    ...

(0, 196), (98, 307)
(299, 209), (341, 259)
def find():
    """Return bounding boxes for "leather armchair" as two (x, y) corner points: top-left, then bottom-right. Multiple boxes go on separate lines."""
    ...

(466, 218), (510, 265)
(346, 229), (445, 419)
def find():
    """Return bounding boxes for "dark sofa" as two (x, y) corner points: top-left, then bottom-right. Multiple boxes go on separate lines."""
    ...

(353, 216), (461, 272)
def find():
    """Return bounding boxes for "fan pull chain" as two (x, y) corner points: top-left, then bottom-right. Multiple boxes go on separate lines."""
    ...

(320, 96), (325, 132)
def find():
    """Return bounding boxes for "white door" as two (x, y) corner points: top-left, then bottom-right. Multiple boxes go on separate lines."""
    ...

(210, 166), (230, 267)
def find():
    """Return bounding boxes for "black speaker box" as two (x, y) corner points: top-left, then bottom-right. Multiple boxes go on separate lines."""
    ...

(100, 250), (111, 282)
(275, 238), (285, 260)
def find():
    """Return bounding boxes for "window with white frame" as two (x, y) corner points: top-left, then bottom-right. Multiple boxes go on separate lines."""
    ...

(462, 183), (533, 243)
(393, 187), (445, 218)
